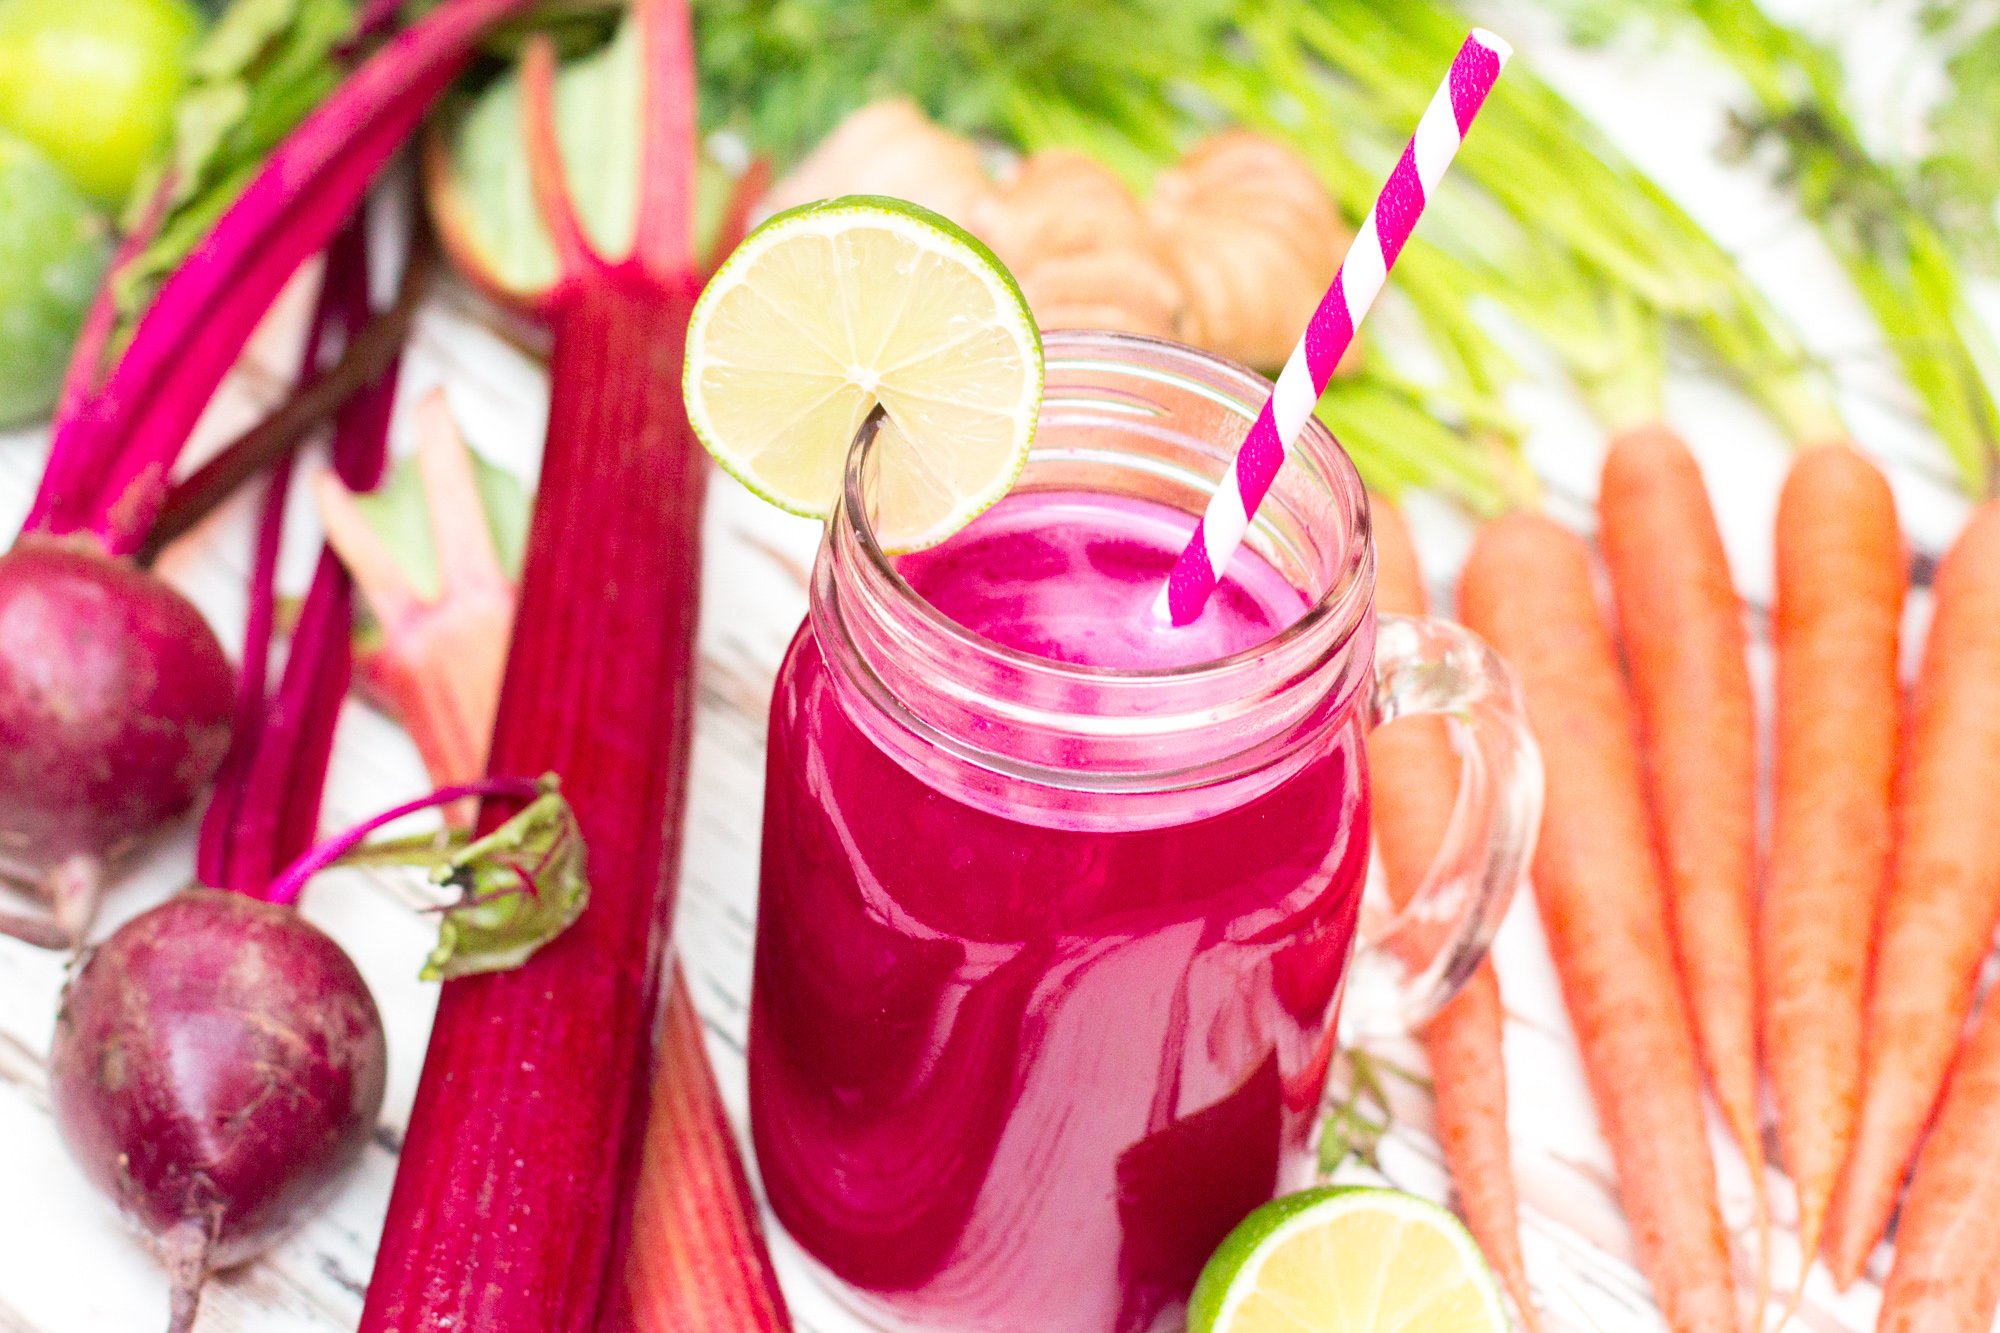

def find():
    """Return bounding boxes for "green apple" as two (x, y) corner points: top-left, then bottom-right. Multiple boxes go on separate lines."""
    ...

(0, 0), (200, 202)
(0, 132), (111, 427)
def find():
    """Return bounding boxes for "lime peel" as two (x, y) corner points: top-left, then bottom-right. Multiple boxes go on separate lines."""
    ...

(1190, 1186), (1510, 1333)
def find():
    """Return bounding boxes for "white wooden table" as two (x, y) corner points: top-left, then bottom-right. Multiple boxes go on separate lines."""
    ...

(0, 4), (1989, 1329)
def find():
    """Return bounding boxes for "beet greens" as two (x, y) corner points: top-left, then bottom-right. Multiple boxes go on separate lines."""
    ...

(0, 0), (539, 944)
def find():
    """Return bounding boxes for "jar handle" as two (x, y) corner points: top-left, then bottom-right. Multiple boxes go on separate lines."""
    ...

(1341, 613), (1543, 1038)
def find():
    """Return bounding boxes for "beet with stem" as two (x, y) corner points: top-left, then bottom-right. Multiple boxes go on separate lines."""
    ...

(48, 771), (572, 1333)
(47, 224), (581, 1329)
(0, 211), (391, 943)
(48, 219), (400, 1333)
(50, 889), (388, 1333)
(0, 0), (539, 944)
(53, 218), (395, 1333)
(0, 540), (231, 940)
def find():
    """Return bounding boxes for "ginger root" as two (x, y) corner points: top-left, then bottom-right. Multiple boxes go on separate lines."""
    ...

(973, 152), (1182, 339)
(769, 103), (1358, 372)
(763, 100), (995, 231)
(1150, 131), (1350, 371)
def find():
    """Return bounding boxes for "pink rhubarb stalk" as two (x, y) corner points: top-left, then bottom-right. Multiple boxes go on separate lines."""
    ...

(317, 392), (517, 792)
(619, 972), (793, 1329)
(359, 1), (787, 1326)
(326, 394), (785, 1327)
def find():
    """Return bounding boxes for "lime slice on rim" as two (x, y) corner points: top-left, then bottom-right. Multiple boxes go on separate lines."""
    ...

(1189, 1187), (1511, 1333)
(683, 194), (1043, 552)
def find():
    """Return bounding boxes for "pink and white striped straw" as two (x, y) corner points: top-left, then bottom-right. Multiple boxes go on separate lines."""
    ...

(1160, 28), (1511, 626)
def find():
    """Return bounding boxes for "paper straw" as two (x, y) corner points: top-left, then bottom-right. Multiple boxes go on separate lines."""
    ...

(1159, 29), (1510, 626)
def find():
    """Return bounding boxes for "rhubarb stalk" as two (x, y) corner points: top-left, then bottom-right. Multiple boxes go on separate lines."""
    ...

(326, 386), (786, 1327)
(357, 0), (777, 1324)
(619, 971), (793, 1330)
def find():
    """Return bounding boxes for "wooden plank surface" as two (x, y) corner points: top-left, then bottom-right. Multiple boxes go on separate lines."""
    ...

(0, 6), (1993, 1329)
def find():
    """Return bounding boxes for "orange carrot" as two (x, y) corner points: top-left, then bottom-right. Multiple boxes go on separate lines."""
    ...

(1423, 971), (1534, 1319)
(1876, 990), (2000, 1332)
(1460, 513), (1737, 1333)
(1369, 500), (1540, 1332)
(1825, 499), (2000, 1284)
(1596, 427), (1767, 1302)
(1760, 445), (1903, 1281)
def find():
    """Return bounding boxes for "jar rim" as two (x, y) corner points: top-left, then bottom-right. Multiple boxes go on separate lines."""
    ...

(836, 330), (1375, 684)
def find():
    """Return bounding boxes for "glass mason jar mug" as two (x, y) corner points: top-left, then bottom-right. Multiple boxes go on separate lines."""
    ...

(746, 332), (1542, 1333)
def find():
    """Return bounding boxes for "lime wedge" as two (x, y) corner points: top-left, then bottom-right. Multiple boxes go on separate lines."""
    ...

(683, 195), (1042, 552)
(1189, 1187), (1510, 1333)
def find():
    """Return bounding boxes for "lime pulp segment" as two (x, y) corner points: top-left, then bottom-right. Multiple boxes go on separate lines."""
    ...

(683, 196), (1042, 552)
(1189, 1187), (1511, 1333)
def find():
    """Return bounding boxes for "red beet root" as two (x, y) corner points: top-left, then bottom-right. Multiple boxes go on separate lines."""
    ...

(0, 539), (234, 942)
(50, 889), (387, 1331)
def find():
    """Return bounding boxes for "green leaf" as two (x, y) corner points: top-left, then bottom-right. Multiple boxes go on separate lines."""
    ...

(435, 12), (738, 298)
(1588, 0), (2000, 492)
(347, 435), (532, 600)
(1318, 1050), (1395, 1176)
(115, 0), (355, 327)
(0, 134), (112, 425)
(420, 779), (588, 981)
(692, 0), (1232, 169)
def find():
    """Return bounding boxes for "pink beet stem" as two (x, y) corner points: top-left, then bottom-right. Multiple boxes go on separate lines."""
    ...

(243, 552), (357, 885)
(1160, 29), (1508, 626)
(197, 218), (367, 885)
(38, 177), (175, 534)
(56, 175), (171, 420)
(264, 778), (542, 908)
(24, 0), (540, 549)
(202, 214), (406, 897)
(138, 237), (434, 564)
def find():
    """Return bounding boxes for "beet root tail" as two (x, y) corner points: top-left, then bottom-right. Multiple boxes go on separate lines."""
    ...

(161, 1218), (212, 1333)
(0, 854), (102, 950)
(48, 855), (104, 949)
(0, 909), (70, 950)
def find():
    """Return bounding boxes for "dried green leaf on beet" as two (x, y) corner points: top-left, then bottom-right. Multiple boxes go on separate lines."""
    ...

(421, 778), (587, 981)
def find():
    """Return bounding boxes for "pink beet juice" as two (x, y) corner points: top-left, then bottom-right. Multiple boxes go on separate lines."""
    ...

(748, 334), (1540, 1332)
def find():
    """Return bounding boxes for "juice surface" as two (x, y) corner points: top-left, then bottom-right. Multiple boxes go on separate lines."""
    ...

(896, 490), (1308, 669)
(748, 492), (1368, 1332)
